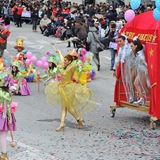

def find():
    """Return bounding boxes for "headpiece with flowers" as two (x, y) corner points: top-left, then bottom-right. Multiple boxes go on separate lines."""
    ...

(12, 60), (20, 70)
(78, 48), (87, 63)
(0, 70), (11, 87)
(46, 51), (60, 65)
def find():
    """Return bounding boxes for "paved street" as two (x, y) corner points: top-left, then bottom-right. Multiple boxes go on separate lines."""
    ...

(4, 23), (160, 160)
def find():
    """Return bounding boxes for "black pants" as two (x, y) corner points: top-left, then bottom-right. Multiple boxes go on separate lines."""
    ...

(40, 26), (47, 34)
(93, 53), (100, 66)
(0, 49), (5, 57)
(32, 20), (38, 30)
(16, 15), (22, 27)
(66, 35), (76, 47)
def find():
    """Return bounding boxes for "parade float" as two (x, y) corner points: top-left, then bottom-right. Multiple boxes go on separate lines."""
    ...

(110, 10), (160, 130)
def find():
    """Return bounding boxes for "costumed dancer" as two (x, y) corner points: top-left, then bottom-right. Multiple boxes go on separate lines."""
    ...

(13, 39), (38, 82)
(0, 72), (17, 160)
(131, 37), (150, 105)
(13, 38), (26, 60)
(0, 58), (4, 71)
(78, 48), (97, 81)
(25, 51), (38, 83)
(113, 35), (136, 103)
(57, 49), (88, 85)
(40, 52), (61, 85)
(45, 54), (95, 132)
(69, 49), (87, 85)
(56, 49), (86, 85)
(9, 61), (31, 95)
(77, 48), (92, 83)
(70, 48), (96, 85)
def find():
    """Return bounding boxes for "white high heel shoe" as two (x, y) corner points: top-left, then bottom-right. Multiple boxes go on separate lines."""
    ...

(129, 95), (134, 103)
(129, 94), (137, 103)
(133, 98), (145, 106)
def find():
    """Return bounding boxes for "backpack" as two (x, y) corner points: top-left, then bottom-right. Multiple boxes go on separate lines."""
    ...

(54, 27), (62, 38)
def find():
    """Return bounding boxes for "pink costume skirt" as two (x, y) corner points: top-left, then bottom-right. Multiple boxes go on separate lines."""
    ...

(11, 79), (31, 96)
(0, 102), (17, 131)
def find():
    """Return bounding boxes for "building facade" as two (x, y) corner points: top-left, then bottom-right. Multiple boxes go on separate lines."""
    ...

(67, 0), (155, 5)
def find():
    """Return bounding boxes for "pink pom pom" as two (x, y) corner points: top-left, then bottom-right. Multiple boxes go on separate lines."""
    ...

(82, 48), (87, 55)
(36, 60), (43, 68)
(57, 74), (61, 81)
(10, 141), (17, 147)
(43, 62), (49, 69)
(31, 56), (37, 63)
(41, 56), (47, 63)
(26, 59), (31, 65)
(26, 51), (33, 59)
(46, 51), (50, 55)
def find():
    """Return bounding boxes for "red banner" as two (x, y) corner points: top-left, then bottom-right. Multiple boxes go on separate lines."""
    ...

(145, 43), (160, 118)
(120, 11), (160, 44)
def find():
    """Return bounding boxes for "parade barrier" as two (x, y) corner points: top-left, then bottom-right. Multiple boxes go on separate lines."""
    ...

(110, 11), (160, 130)
(9, 11), (32, 24)
(21, 11), (32, 24)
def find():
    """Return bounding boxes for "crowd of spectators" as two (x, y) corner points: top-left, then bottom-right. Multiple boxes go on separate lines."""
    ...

(0, 0), (156, 71)
(0, 0), (156, 46)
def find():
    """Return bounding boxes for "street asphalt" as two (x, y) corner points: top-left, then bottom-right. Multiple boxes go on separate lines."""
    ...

(3, 22), (160, 160)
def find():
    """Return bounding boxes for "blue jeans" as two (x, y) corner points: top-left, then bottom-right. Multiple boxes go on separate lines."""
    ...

(110, 48), (116, 69)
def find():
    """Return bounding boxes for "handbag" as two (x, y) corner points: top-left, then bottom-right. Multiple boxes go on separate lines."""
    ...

(91, 32), (104, 52)
(109, 41), (117, 50)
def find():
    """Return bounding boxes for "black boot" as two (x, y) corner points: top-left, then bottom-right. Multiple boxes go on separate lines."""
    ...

(97, 64), (100, 71)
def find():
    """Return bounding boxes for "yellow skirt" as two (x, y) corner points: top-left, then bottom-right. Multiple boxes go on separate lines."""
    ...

(45, 82), (96, 115)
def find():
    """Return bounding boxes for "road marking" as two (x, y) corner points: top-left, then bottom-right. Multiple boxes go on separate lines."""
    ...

(24, 41), (35, 45)
(7, 137), (57, 160)
(29, 45), (44, 49)
(36, 40), (50, 44)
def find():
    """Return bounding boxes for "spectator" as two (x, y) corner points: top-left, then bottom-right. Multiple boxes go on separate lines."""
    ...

(44, 6), (52, 19)
(55, 7), (62, 17)
(87, 23), (101, 71)
(66, 18), (75, 48)
(74, 20), (87, 41)
(16, 4), (24, 27)
(11, 4), (18, 25)
(108, 23), (119, 70)
(61, 5), (70, 18)
(44, 16), (57, 37)
(106, 8), (117, 23)
(0, 23), (10, 57)
(31, 6), (39, 32)
(88, 5), (95, 17)
(0, 1), (3, 17)
(3, 15), (10, 30)
(1, 4), (9, 17)
(39, 14), (51, 34)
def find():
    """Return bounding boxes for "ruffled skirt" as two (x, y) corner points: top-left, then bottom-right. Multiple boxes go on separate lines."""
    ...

(10, 79), (31, 96)
(0, 114), (16, 131)
(45, 82), (96, 115)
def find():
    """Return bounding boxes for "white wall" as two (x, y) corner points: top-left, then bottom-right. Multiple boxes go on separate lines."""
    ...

(63, 0), (82, 5)
(63, 0), (155, 5)
(96, 0), (107, 3)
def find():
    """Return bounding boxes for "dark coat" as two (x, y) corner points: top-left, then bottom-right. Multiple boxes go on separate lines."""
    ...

(31, 9), (39, 20)
(74, 25), (87, 40)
